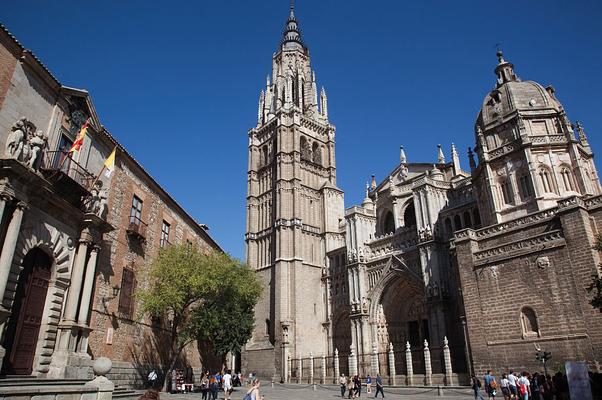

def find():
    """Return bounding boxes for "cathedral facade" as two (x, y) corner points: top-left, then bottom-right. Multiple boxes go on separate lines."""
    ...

(244, 6), (602, 384)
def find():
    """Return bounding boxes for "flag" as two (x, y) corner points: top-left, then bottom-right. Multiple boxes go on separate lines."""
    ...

(69, 119), (89, 153)
(103, 147), (116, 178)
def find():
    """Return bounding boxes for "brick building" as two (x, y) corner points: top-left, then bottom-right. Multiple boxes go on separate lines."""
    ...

(244, 5), (602, 384)
(0, 23), (221, 383)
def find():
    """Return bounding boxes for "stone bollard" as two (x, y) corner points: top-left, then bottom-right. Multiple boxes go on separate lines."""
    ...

(85, 357), (114, 400)
(349, 345), (358, 376)
(405, 341), (413, 386)
(370, 342), (379, 378)
(437, 385), (444, 397)
(334, 348), (340, 384)
(423, 339), (432, 386)
(287, 355), (292, 383)
(443, 336), (453, 386)
(387, 342), (396, 386)
(309, 352), (314, 384)
(298, 357), (303, 384)
(271, 381), (274, 388)
(321, 354), (326, 384)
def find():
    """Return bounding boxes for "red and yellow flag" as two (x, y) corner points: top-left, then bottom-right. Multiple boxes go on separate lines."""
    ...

(69, 119), (89, 153)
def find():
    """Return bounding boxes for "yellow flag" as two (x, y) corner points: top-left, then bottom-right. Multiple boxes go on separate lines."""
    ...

(104, 147), (116, 177)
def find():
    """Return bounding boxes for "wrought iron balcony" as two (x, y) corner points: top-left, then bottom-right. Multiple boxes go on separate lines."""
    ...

(126, 215), (147, 242)
(39, 150), (96, 205)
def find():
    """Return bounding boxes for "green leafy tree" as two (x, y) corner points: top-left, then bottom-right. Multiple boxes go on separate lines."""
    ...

(137, 245), (261, 387)
(588, 235), (602, 312)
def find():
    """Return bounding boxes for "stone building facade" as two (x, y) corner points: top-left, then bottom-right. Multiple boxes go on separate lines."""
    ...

(244, 6), (602, 383)
(0, 24), (221, 383)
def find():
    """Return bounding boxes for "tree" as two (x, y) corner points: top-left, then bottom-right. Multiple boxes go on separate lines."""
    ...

(137, 245), (262, 388)
(587, 235), (602, 312)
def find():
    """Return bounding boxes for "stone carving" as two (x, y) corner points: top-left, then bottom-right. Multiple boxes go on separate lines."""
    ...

(4, 117), (48, 171)
(535, 256), (550, 269)
(83, 180), (109, 219)
(419, 225), (433, 241)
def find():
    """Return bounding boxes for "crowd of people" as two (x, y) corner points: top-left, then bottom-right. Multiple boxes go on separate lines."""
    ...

(472, 370), (571, 400)
(338, 374), (385, 398)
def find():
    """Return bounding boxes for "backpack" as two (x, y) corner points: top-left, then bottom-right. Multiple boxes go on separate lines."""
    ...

(473, 378), (482, 388)
(490, 380), (497, 389)
(519, 382), (528, 395)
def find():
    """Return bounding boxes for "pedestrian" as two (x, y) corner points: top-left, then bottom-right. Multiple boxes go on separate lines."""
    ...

(147, 370), (158, 389)
(517, 372), (530, 400)
(366, 375), (372, 394)
(484, 370), (498, 399)
(354, 375), (362, 397)
(500, 373), (510, 400)
(541, 374), (555, 400)
(507, 371), (518, 400)
(347, 376), (355, 399)
(374, 374), (384, 398)
(339, 374), (347, 398)
(223, 369), (233, 400)
(201, 372), (209, 400)
(210, 372), (219, 400)
(472, 375), (485, 400)
(530, 372), (541, 400)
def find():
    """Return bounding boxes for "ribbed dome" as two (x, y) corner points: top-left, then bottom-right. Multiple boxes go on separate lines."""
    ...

(477, 51), (561, 128)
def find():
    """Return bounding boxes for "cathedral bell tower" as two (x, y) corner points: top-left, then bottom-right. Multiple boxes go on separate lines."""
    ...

(243, 4), (345, 380)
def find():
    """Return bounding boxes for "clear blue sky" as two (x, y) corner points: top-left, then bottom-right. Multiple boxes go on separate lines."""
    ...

(3, 1), (602, 259)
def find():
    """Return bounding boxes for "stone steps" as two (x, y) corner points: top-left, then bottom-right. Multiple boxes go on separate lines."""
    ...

(113, 386), (144, 399)
(0, 377), (88, 387)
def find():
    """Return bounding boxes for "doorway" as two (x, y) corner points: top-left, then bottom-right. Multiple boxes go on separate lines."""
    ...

(2, 248), (52, 375)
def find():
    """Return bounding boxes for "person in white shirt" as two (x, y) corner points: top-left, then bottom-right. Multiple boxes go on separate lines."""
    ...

(223, 370), (233, 400)
(500, 374), (510, 399)
(507, 371), (518, 399)
(517, 372), (531, 400)
(147, 370), (158, 389)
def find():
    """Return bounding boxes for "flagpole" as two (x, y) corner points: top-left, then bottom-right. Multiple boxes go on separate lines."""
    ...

(88, 164), (106, 191)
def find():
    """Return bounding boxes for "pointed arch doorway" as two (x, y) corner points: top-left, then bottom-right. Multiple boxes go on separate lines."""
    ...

(2, 248), (52, 375)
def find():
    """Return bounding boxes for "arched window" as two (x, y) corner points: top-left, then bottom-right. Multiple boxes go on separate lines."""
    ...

(444, 218), (453, 235)
(538, 167), (555, 194)
(518, 172), (533, 200)
(300, 136), (311, 160)
(520, 307), (539, 337)
(463, 211), (472, 228)
(560, 166), (575, 192)
(500, 179), (513, 204)
(312, 142), (321, 165)
(454, 215), (462, 231)
(473, 209), (482, 228)
(383, 211), (395, 234)
(262, 146), (269, 166)
(403, 201), (416, 227)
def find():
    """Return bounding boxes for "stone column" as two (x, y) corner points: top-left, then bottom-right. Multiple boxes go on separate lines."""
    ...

(0, 201), (26, 309)
(282, 345), (289, 383)
(370, 342), (379, 378)
(63, 238), (90, 322)
(405, 341), (413, 386)
(349, 345), (357, 376)
(287, 355), (292, 383)
(309, 352), (314, 384)
(387, 342), (396, 386)
(334, 348), (340, 383)
(443, 337), (453, 386)
(297, 357), (303, 384)
(321, 354), (326, 384)
(0, 194), (11, 233)
(423, 340), (432, 386)
(77, 245), (100, 326)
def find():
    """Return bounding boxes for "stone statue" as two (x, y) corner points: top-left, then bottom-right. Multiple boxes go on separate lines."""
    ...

(27, 130), (47, 170)
(84, 180), (109, 219)
(5, 118), (27, 160)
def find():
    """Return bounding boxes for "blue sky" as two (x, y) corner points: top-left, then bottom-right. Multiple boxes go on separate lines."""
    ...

(3, 1), (602, 259)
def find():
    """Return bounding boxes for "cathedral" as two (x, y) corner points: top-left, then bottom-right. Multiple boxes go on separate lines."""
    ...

(243, 4), (602, 385)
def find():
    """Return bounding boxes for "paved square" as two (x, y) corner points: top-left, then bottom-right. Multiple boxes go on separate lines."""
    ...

(161, 384), (475, 400)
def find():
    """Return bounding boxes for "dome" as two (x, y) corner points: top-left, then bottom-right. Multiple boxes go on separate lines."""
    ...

(476, 51), (562, 129)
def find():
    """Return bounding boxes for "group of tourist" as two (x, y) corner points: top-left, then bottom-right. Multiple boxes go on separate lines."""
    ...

(472, 370), (570, 400)
(339, 374), (385, 398)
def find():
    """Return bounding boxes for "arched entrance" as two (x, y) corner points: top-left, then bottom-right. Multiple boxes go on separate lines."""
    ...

(2, 248), (52, 375)
(332, 312), (351, 375)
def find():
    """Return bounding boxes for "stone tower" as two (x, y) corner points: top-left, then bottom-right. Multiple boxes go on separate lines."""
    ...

(243, 4), (345, 380)
(473, 51), (600, 225)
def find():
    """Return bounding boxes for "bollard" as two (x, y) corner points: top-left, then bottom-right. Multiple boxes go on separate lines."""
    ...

(313, 383), (316, 391)
(387, 342), (396, 386)
(85, 357), (114, 400)
(321, 354), (326, 384)
(271, 381), (274, 388)
(405, 341), (413, 386)
(298, 357), (303, 384)
(442, 336), (453, 386)
(334, 348), (340, 384)
(424, 339), (432, 386)
(437, 385), (444, 397)
(309, 352), (314, 384)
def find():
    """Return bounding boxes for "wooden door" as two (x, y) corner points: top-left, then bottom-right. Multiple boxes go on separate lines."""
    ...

(9, 249), (51, 375)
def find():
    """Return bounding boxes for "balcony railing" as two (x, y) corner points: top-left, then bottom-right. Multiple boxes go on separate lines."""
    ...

(41, 150), (95, 190)
(126, 215), (147, 241)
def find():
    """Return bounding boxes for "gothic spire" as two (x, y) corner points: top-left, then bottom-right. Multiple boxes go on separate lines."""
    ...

(437, 144), (445, 164)
(399, 145), (407, 164)
(281, 0), (306, 52)
(495, 50), (517, 87)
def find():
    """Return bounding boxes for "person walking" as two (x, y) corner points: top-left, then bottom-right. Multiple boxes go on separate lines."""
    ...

(147, 370), (158, 389)
(366, 375), (372, 394)
(246, 379), (263, 400)
(210, 372), (219, 400)
(374, 374), (384, 398)
(530, 372), (541, 400)
(472, 375), (486, 400)
(200, 372), (209, 400)
(500, 374), (510, 400)
(507, 371), (519, 400)
(484, 370), (498, 399)
(354, 375), (362, 398)
(347, 376), (355, 399)
(339, 374), (347, 398)
(517, 372), (531, 400)
(223, 370), (233, 400)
